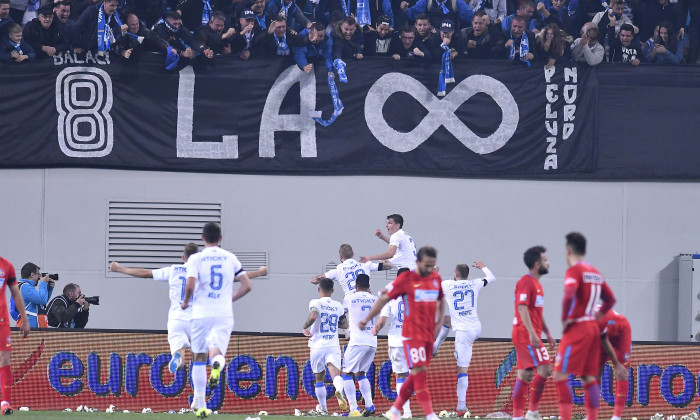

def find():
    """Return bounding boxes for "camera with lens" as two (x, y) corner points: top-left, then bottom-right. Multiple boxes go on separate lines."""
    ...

(41, 273), (59, 281)
(83, 296), (100, 305)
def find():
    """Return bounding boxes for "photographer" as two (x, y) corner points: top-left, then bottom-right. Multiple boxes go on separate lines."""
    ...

(46, 283), (90, 328)
(9, 263), (55, 328)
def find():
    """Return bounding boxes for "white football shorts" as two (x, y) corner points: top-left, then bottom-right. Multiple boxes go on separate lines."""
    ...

(454, 327), (481, 368)
(310, 346), (342, 373)
(389, 346), (408, 374)
(190, 316), (234, 355)
(167, 318), (191, 355)
(343, 345), (376, 373)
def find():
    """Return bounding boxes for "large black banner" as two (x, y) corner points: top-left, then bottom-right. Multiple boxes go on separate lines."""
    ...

(0, 54), (599, 178)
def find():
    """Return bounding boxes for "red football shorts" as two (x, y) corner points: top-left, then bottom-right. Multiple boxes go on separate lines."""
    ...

(513, 341), (553, 370)
(403, 339), (433, 369)
(0, 323), (12, 352)
(555, 321), (600, 377)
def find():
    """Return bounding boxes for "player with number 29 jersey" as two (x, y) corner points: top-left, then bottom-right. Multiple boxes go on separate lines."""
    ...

(308, 297), (344, 348)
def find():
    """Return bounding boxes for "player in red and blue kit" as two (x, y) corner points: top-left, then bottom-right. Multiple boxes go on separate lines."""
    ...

(359, 246), (444, 420)
(0, 256), (31, 414)
(553, 233), (616, 420)
(597, 309), (632, 420)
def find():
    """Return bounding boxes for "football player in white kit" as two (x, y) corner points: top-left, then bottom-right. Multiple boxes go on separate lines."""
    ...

(110, 245), (268, 375)
(360, 214), (417, 270)
(302, 278), (350, 416)
(372, 267), (412, 418)
(181, 223), (253, 419)
(342, 274), (378, 417)
(433, 261), (496, 415)
(311, 244), (392, 296)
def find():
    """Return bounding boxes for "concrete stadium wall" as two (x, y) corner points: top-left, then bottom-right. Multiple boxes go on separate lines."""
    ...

(0, 168), (696, 341)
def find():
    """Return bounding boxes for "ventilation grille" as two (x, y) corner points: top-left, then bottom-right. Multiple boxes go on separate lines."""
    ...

(237, 251), (269, 278)
(107, 201), (221, 273)
(386, 268), (398, 279)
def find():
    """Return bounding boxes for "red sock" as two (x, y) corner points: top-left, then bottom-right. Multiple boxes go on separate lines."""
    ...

(394, 374), (414, 411)
(413, 370), (435, 416)
(614, 380), (628, 418)
(512, 379), (529, 418)
(555, 380), (572, 420)
(584, 381), (600, 420)
(0, 365), (12, 404)
(528, 374), (547, 412)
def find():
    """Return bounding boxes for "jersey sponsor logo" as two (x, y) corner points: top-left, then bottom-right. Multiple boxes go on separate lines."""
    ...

(519, 293), (528, 302)
(582, 272), (603, 284)
(535, 295), (544, 307)
(200, 255), (228, 262)
(351, 298), (376, 304)
(0, 269), (4, 277)
(414, 289), (439, 302)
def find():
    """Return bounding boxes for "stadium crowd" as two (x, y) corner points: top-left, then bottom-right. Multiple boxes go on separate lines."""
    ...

(0, 0), (698, 67)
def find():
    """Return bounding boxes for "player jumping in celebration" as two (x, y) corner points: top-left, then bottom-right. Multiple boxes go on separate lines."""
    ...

(597, 307), (631, 420)
(359, 246), (444, 420)
(360, 214), (417, 270)
(302, 278), (349, 416)
(373, 267), (412, 418)
(312, 244), (392, 296)
(110, 245), (267, 373)
(433, 261), (496, 415)
(181, 222), (253, 418)
(511, 246), (556, 420)
(343, 274), (379, 417)
(553, 233), (615, 420)
(0, 256), (30, 415)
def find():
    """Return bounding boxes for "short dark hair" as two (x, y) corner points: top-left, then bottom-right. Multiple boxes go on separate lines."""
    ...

(523, 246), (546, 269)
(455, 263), (469, 279)
(63, 283), (79, 296)
(310, 22), (325, 32)
(473, 10), (487, 19)
(619, 23), (634, 35)
(273, 15), (286, 23)
(417, 246), (437, 261)
(355, 273), (370, 289)
(21, 263), (40, 279)
(415, 13), (429, 22)
(519, 0), (534, 9)
(401, 25), (416, 35)
(586, 26), (599, 42)
(210, 11), (226, 22)
(513, 15), (527, 24)
(397, 267), (410, 276)
(104, 0), (118, 4)
(340, 16), (356, 27)
(202, 222), (222, 244)
(339, 244), (354, 259)
(387, 214), (403, 228)
(0, 0), (10, 5)
(318, 277), (334, 293)
(165, 11), (181, 20)
(566, 232), (586, 256)
(8, 23), (21, 34)
(184, 242), (199, 258)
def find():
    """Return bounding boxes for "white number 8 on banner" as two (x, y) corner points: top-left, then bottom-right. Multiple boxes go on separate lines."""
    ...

(55, 67), (114, 158)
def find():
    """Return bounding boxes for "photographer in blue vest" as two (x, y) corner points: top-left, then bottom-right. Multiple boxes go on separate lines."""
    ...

(9, 262), (54, 328)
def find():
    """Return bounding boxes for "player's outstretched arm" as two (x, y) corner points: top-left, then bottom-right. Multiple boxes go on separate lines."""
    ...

(359, 293), (391, 329)
(109, 262), (154, 278)
(232, 272), (253, 302)
(372, 316), (388, 335)
(359, 245), (397, 263)
(375, 228), (390, 244)
(9, 283), (30, 338)
(379, 261), (394, 271)
(247, 266), (268, 279)
(310, 275), (323, 284)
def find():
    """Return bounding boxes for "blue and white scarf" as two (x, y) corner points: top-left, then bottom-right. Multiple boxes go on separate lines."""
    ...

(435, 0), (450, 14)
(26, 0), (40, 12)
(475, 0), (487, 11)
(311, 73), (344, 126)
(98, 4), (123, 53)
(256, 15), (267, 30)
(437, 43), (454, 97)
(8, 39), (23, 54)
(334, 58), (347, 83)
(279, 0), (293, 18)
(339, 0), (350, 17)
(165, 47), (180, 70)
(275, 33), (289, 55)
(356, 0), (371, 26)
(509, 30), (530, 66)
(201, 0), (213, 26)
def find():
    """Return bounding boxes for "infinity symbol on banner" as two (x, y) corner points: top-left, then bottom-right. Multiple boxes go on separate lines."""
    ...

(364, 73), (519, 154)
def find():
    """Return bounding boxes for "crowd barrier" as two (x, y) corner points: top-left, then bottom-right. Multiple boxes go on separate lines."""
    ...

(8, 329), (700, 416)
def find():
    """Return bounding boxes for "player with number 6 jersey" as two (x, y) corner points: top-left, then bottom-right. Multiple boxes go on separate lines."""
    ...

(553, 233), (615, 420)
(511, 246), (556, 420)
(302, 278), (349, 416)
(360, 246), (444, 420)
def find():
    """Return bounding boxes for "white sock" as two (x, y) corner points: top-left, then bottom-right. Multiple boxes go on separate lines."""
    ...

(315, 382), (328, 411)
(434, 325), (450, 353)
(192, 362), (207, 407)
(426, 413), (439, 420)
(389, 406), (401, 415)
(396, 377), (410, 413)
(333, 375), (345, 394)
(457, 373), (468, 408)
(358, 375), (373, 408)
(343, 376), (358, 411)
(211, 354), (225, 369)
(611, 416), (621, 420)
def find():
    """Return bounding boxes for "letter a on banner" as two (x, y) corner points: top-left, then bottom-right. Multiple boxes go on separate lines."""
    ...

(259, 65), (318, 158)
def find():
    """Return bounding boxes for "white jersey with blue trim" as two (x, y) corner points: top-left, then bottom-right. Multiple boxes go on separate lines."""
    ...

(185, 246), (244, 320)
(308, 297), (345, 348)
(344, 291), (378, 347)
(442, 267), (496, 331)
(324, 259), (380, 296)
(389, 229), (417, 269)
(379, 297), (406, 347)
(152, 264), (192, 322)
